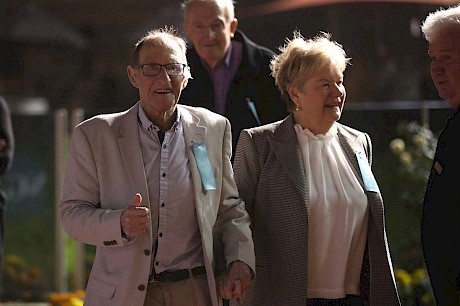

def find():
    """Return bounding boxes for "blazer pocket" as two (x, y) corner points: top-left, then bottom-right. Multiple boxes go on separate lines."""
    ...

(86, 274), (116, 298)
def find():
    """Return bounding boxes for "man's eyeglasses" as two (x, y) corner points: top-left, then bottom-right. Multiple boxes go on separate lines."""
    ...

(134, 63), (187, 77)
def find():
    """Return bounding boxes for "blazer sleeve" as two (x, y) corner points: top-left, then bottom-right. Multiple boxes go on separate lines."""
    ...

(59, 123), (124, 247)
(216, 119), (255, 272)
(233, 129), (260, 221)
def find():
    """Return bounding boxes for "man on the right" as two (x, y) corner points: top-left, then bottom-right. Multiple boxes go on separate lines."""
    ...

(421, 4), (460, 305)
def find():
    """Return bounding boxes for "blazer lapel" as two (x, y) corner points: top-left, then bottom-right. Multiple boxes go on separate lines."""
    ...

(268, 115), (308, 203)
(179, 106), (207, 208)
(338, 126), (366, 190)
(117, 103), (150, 205)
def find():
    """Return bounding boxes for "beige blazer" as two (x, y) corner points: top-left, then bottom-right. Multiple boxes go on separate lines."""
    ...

(232, 114), (400, 306)
(59, 103), (255, 306)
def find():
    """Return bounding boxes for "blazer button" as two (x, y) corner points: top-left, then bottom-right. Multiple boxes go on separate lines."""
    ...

(138, 284), (146, 291)
(144, 249), (151, 256)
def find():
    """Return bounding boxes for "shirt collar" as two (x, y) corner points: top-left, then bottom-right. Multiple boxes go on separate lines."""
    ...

(295, 123), (338, 140)
(200, 41), (234, 70)
(137, 105), (181, 133)
(223, 41), (233, 67)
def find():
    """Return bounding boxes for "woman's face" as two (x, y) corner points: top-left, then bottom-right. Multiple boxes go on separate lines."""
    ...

(289, 62), (346, 134)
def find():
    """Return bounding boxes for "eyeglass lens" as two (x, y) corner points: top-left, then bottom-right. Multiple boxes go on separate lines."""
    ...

(141, 64), (184, 76)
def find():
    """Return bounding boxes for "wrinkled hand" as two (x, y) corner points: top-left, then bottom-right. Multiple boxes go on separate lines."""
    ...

(120, 193), (149, 237)
(217, 260), (253, 304)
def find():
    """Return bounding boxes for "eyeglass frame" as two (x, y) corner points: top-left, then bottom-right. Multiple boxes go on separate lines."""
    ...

(133, 63), (188, 77)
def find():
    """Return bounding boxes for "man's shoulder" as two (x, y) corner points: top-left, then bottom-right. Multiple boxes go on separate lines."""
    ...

(179, 104), (226, 121)
(235, 30), (275, 58)
(78, 108), (130, 130)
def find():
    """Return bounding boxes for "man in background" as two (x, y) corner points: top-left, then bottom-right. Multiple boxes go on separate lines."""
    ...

(180, 0), (286, 151)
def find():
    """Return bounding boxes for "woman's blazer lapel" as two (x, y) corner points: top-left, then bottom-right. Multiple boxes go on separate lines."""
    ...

(268, 115), (308, 204)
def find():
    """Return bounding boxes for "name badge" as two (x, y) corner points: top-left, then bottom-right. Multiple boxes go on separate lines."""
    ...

(192, 141), (216, 191)
(433, 160), (443, 175)
(356, 150), (379, 192)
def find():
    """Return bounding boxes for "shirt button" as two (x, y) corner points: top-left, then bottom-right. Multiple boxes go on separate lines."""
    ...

(138, 284), (146, 291)
(144, 249), (151, 256)
(159, 232), (163, 237)
(162, 172), (166, 177)
(161, 202), (165, 208)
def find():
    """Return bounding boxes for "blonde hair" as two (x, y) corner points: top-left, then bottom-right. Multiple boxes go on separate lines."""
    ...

(270, 31), (350, 112)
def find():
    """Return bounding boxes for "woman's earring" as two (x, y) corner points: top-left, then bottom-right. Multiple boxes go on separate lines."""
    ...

(295, 103), (299, 111)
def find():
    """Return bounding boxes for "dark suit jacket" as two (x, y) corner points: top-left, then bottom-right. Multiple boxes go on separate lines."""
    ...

(0, 97), (14, 179)
(422, 109), (460, 305)
(233, 115), (400, 306)
(0, 96), (14, 267)
(180, 30), (287, 152)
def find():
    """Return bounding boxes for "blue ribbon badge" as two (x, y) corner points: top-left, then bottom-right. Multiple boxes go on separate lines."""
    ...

(192, 141), (216, 191)
(355, 150), (379, 192)
(246, 98), (262, 126)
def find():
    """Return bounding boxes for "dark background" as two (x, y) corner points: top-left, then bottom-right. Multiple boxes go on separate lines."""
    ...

(1, 0), (452, 113)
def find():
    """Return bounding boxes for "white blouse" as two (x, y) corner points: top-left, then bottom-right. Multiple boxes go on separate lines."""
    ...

(295, 123), (369, 299)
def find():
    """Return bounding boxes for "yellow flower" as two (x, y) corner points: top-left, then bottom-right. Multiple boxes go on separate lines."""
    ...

(390, 138), (405, 154)
(412, 133), (425, 148)
(395, 268), (412, 287)
(49, 290), (85, 306)
(399, 151), (412, 167)
(411, 268), (427, 284)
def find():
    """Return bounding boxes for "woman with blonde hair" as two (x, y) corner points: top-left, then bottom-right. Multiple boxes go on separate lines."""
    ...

(232, 31), (401, 306)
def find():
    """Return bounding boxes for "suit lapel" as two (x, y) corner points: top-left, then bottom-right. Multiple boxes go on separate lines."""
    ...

(179, 106), (207, 216)
(117, 103), (150, 206)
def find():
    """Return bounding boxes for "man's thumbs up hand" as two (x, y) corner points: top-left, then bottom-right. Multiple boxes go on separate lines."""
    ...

(120, 193), (149, 237)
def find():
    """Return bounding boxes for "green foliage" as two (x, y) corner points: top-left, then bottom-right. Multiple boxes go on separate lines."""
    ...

(384, 120), (439, 304)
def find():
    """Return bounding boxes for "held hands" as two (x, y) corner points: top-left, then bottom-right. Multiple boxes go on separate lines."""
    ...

(216, 260), (253, 305)
(120, 193), (150, 237)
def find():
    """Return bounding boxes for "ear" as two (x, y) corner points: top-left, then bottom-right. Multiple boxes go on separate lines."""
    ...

(287, 86), (300, 103)
(181, 78), (189, 90)
(230, 18), (238, 38)
(127, 66), (139, 88)
(181, 66), (191, 90)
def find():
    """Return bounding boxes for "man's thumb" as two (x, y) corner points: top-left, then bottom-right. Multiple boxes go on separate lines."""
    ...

(131, 193), (142, 207)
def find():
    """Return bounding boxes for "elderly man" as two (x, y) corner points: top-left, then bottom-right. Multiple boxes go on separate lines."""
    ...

(179, 0), (286, 152)
(59, 27), (254, 306)
(420, 4), (460, 305)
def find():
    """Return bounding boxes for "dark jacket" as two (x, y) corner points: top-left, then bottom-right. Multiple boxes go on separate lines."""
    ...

(180, 30), (287, 152)
(0, 95), (14, 269)
(422, 108), (460, 305)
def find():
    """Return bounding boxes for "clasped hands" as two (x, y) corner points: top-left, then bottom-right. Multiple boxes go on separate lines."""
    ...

(216, 260), (253, 305)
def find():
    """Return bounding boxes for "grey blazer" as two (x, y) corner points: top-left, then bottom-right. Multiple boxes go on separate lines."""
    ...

(59, 103), (255, 306)
(233, 114), (400, 306)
